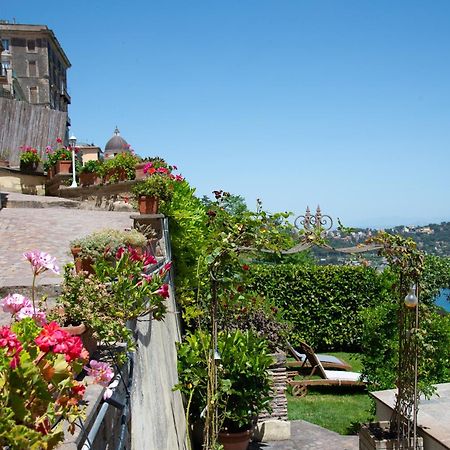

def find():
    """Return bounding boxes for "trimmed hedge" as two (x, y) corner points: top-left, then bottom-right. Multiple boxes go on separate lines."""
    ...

(249, 264), (391, 351)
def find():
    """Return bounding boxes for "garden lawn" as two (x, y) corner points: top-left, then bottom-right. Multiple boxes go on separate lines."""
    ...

(287, 352), (374, 435)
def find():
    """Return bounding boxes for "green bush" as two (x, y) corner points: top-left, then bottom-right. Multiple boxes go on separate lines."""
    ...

(248, 263), (392, 351)
(360, 299), (450, 392)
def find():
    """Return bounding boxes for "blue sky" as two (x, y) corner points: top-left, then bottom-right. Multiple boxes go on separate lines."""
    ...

(5, 1), (450, 227)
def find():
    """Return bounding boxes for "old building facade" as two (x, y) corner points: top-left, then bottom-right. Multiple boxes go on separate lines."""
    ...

(0, 21), (71, 112)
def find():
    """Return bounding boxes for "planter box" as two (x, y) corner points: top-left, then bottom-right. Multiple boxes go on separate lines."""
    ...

(55, 160), (72, 174)
(79, 171), (100, 186)
(20, 161), (39, 173)
(138, 195), (159, 214)
(135, 162), (148, 180)
(359, 421), (423, 450)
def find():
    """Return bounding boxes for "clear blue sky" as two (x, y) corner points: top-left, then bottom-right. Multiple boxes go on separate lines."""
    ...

(5, 1), (450, 227)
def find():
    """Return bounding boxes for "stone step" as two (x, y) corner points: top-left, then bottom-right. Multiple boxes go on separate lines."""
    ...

(1, 191), (81, 209)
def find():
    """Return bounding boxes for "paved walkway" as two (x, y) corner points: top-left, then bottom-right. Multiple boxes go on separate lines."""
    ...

(0, 206), (133, 287)
(251, 420), (358, 450)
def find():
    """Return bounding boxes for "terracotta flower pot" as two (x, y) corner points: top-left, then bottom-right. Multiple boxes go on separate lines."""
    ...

(71, 247), (94, 274)
(135, 162), (148, 180)
(55, 160), (72, 174)
(105, 168), (128, 183)
(218, 429), (252, 450)
(138, 195), (159, 214)
(79, 171), (100, 186)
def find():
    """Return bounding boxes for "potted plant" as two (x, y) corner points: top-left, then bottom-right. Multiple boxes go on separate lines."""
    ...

(175, 329), (273, 450)
(19, 146), (41, 172)
(79, 160), (102, 186)
(102, 152), (138, 183)
(70, 228), (148, 273)
(135, 156), (168, 179)
(132, 174), (173, 214)
(52, 247), (171, 362)
(44, 138), (76, 176)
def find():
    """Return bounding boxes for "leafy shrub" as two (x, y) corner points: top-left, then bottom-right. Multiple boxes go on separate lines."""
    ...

(175, 329), (273, 430)
(79, 159), (102, 174)
(360, 299), (450, 392)
(101, 152), (138, 181)
(70, 228), (147, 259)
(248, 263), (392, 351)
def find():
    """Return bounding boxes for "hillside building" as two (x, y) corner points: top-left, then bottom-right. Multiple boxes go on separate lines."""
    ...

(0, 21), (71, 113)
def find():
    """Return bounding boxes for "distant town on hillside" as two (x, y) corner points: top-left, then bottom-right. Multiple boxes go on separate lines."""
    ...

(312, 221), (450, 265)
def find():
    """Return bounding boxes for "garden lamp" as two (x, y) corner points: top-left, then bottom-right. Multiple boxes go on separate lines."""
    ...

(404, 284), (418, 308)
(69, 134), (77, 187)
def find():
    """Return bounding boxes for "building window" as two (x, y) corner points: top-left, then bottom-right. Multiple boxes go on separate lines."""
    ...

(29, 86), (38, 103)
(27, 40), (36, 52)
(28, 61), (37, 77)
(1, 39), (9, 51)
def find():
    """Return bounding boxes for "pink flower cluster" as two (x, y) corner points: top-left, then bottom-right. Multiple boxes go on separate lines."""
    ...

(155, 283), (170, 299)
(0, 294), (46, 326)
(19, 146), (38, 154)
(35, 322), (85, 362)
(0, 326), (23, 368)
(143, 162), (184, 182)
(84, 360), (114, 387)
(24, 250), (60, 276)
(115, 246), (157, 267)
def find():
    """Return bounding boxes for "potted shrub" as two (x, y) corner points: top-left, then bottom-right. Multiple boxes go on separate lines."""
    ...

(70, 228), (148, 273)
(44, 138), (76, 176)
(52, 248), (171, 362)
(19, 146), (41, 172)
(132, 174), (173, 214)
(175, 329), (273, 450)
(135, 156), (168, 179)
(102, 152), (138, 183)
(79, 160), (102, 186)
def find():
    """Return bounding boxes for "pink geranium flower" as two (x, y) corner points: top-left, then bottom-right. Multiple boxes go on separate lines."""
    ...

(23, 250), (60, 276)
(1, 293), (32, 314)
(0, 326), (23, 368)
(155, 284), (170, 299)
(84, 360), (114, 386)
(16, 306), (47, 326)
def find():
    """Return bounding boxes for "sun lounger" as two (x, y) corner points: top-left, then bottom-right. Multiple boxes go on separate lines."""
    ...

(287, 341), (366, 397)
(287, 342), (352, 371)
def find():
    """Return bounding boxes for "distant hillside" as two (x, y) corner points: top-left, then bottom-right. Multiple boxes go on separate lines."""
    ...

(311, 221), (450, 265)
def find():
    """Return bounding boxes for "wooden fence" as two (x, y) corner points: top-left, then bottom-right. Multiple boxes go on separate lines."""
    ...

(0, 97), (67, 166)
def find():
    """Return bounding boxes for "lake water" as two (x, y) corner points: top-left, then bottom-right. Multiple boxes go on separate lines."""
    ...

(435, 289), (450, 312)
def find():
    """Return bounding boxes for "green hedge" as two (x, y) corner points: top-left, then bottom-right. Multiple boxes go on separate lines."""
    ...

(249, 264), (392, 351)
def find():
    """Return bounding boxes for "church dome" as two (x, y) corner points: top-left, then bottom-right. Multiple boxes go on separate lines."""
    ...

(104, 127), (130, 157)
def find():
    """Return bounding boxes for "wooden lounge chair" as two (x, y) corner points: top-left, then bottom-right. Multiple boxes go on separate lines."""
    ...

(287, 342), (352, 372)
(287, 341), (366, 397)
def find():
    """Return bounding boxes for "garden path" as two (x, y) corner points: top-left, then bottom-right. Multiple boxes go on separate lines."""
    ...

(0, 206), (133, 287)
(251, 420), (358, 450)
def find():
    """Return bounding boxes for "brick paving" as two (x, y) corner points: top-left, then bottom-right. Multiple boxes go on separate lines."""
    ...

(0, 206), (133, 287)
(251, 420), (358, 450)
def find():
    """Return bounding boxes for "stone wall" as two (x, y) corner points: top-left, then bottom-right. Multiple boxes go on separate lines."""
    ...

(0, 167), (46, 195)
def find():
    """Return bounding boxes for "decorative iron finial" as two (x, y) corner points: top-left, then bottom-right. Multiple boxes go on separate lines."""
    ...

(114, 126), (120, 136)
(294, 206), (333, 234)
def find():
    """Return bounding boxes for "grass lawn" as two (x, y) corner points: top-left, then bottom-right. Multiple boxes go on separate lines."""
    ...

(287, 352), (374, 435)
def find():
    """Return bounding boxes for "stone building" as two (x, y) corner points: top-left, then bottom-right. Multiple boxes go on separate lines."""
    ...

(0, 21), (71, 113)
(78, 143), (103, 165)
(104, 127), (131, 159)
